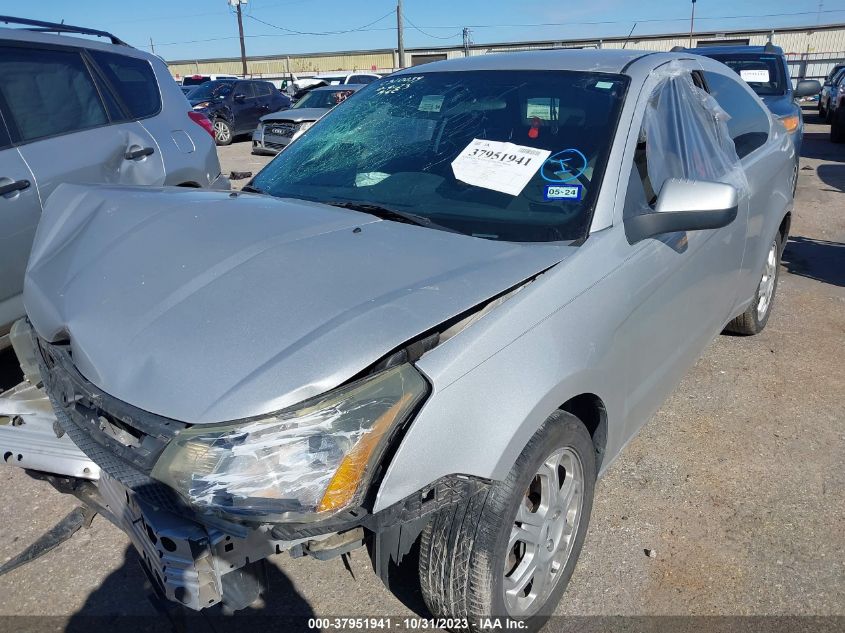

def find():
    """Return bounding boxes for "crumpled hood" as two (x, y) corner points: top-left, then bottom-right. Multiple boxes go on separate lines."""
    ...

(25, 184), (571, 424)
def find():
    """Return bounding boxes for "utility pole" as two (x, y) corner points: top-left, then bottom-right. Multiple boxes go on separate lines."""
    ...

(230, 0), (249, 77)
(397, 0), (405, 69)
(689, 0), (697, 48)
(149, 37), (155, 55)
(462, 27), (472, 57)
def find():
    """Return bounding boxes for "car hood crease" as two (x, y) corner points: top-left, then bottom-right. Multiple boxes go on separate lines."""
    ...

(25, 184), (573, 424)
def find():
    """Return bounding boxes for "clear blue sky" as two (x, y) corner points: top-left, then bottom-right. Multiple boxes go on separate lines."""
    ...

(2, 0), (843, 60)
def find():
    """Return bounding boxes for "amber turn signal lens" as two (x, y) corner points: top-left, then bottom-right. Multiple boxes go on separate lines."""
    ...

(317, 392), (415, 513)
(780, 115), (800, 134)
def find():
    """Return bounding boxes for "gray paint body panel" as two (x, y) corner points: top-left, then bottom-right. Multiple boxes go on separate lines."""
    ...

(25, 184), (569, 424)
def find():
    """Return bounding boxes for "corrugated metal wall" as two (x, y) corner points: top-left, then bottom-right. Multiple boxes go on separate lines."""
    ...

(167, 25), (845, 80)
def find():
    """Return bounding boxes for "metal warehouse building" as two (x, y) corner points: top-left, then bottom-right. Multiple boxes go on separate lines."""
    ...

(167, 22), (845, 84)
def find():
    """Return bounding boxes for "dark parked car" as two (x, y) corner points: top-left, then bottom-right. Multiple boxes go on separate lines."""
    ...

(819, 62), (845, 121)
(687, 44), (820, 158)
(189, 79), (291, 145)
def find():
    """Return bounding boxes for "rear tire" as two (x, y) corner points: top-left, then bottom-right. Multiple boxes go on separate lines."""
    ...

(213, 119), (233, 146)
(418, 411), (596, 632)
(831, 107), (845, 143)
(725, 231), (782, 335)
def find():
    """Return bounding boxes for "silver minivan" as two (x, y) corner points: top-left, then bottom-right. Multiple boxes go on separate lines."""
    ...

(0, 16), (228, 344)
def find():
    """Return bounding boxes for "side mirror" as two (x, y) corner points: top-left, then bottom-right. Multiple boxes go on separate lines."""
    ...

(625, 179), (738, 243)
(233, 93), (246, 102)
(794, 80), (822, 98)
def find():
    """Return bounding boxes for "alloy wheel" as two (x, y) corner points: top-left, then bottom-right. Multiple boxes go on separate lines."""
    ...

(757, 240), (778, 321)
(503, 447), (584, 618)
(214, 121), (231, 143)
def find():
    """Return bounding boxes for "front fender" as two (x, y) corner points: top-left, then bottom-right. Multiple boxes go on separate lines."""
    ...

(372, 236), (628, 512)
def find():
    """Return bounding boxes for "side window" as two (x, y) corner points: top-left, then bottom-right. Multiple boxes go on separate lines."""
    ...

(0, 45), (108, 142)
(89, 50), (161, 120)
(235, 82), (255, 99)
(255, 82), (273, 97)
(625, 71), (740, 220)
(349, 75), (376, 84)
(0, 111), (11, 149)
(703, 71), (770, 159)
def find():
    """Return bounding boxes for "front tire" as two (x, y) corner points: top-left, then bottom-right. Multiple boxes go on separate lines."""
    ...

(725, 231), (782, 335)
(419, 411), (596, 632)
(213, 119), (233, 146)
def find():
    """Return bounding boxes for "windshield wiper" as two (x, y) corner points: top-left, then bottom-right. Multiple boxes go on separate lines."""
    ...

(325, 201), (463, 234)
(241, 184), (264, 194)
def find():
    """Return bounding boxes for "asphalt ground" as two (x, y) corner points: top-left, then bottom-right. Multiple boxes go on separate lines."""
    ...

(0, 110), (842, 632)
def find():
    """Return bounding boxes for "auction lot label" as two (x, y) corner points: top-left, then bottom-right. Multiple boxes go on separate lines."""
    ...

(452, 139), (551, 196)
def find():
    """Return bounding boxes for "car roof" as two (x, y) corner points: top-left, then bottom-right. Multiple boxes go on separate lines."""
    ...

(392, 49), (665, 76)
(686, 44), (785, 56)
(0, 23), (156, 62)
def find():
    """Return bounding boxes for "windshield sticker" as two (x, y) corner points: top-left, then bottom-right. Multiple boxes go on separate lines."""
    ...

(418, 95), (445, 112)
(595, 81), (614, 90)
(375, 75), (423, 95)
(355, 172), (390, 187)
(740, 69), (770, 83)
(451, 139), (551, 196)
(544, 184), (583, 201)
(541, 149), (588, 183)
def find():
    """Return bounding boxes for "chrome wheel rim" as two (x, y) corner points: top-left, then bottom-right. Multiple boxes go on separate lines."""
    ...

(503, 447), (584, 618)
(214, 121), (230, 142)
(757, 240), (778, 321)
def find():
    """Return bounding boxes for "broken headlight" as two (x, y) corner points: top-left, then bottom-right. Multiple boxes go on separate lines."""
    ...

(151, 364), (427, 521)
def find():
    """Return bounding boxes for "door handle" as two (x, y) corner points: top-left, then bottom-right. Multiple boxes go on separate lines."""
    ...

(0, 179), (31, 196)
(124, 147), (155, 160)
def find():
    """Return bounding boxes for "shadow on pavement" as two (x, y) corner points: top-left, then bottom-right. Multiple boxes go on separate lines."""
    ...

(782, 236), (845, 287)
(816, 163), (845, 192)
(64, 545), (318, 633)
(800, 131), (844, 162)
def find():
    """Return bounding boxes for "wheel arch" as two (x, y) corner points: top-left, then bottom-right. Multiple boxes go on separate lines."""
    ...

(559, 393), (608, 474)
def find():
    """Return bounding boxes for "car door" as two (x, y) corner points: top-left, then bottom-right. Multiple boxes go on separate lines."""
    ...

(614, 65), (748, 435)
(0, 42), (165, 325)
(702, 68), (783, 305)
(0, 43), (165, 192)
(254, 82), (275, 116)
(0, 110), (39, 330)
(232, 81), (258, 134)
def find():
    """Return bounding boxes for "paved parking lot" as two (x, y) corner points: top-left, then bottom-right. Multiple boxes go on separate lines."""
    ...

(0, 112), (843, 629)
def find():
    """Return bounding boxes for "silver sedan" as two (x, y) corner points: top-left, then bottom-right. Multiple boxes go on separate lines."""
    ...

(16, 48), (795, 628)
(252, 84), (364, 154)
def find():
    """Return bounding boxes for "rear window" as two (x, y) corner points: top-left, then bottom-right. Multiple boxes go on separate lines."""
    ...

(90, 50), (161, 120)
(704, 53), (787, 96)
(182, 76), (210, 86)
(0, 46), (108, 142)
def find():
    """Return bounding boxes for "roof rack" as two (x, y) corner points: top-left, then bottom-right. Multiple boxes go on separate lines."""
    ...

(0, 15), (128, 46)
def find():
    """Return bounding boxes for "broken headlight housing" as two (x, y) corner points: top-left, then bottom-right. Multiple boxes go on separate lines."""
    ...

(151, 364), (427, 521)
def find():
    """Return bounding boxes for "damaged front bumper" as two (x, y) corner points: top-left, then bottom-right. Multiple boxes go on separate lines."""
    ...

(0, 322), (489, 611)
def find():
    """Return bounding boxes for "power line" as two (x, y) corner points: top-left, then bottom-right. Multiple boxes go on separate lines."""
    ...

(245, 10), (395, 37)
(404, 14), (461, 40)
(401, 8), (845, 31)
(142, 8), (845, 50)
